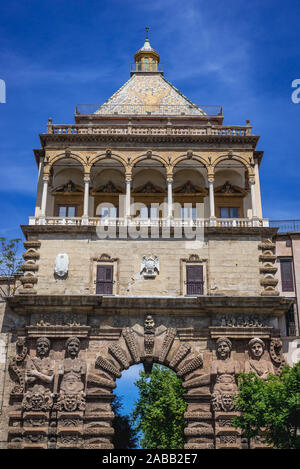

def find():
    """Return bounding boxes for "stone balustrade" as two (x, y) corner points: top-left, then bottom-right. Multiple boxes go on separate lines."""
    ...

(28, 216), (269, 228)
(48, 123), (252, 136)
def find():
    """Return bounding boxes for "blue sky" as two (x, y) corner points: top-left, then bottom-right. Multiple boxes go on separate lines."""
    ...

(0, 0), (300, 417)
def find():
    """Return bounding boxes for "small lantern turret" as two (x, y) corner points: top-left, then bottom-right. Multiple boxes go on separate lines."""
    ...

(134, 28), (160, 72)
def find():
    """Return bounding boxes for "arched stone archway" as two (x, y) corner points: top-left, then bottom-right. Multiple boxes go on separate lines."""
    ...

(5, 297), (287, 451)
(84, 317), (211, 449)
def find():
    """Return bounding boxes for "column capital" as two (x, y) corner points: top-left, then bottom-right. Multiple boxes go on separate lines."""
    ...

(249, 178), (255, 185)
(42, 175), (49, 182)
(84, 174), (91, 183)
(208, 177), (214, 184)
(167, 177), (173, 183)
(125, 176), (132, 183)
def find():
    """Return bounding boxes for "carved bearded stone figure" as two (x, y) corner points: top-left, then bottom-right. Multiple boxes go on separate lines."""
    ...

(57, 337), (87, 411)
(22, 337), (54, 411)
(211, 337), (240, 412)
(245, 338), (274, 379)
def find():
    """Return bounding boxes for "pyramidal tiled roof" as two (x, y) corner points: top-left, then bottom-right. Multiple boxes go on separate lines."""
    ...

(94, 73), (206, 116)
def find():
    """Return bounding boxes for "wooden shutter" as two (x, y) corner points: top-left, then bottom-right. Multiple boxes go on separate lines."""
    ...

(186, 265), (203, 295)
(280, 259), (294, 292)
(96, 265), (113, 294)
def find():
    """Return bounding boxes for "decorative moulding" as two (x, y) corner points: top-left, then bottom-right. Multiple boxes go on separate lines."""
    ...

(209, 326), (275, 339)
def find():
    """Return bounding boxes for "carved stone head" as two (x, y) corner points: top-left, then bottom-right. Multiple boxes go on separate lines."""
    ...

(64, 394), (78, 412)
(36, 337), (51, 358)
(30, 392), (44, 410)
(221, 393), (235, 412)
(216, 337), (232, 360)
(144, 315), (155, 332)
(65, 337), (80, 358)
(248, 338), (265, 359)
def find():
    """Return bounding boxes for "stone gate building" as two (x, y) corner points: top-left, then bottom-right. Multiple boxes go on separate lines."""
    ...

(0, 36), (291, 449)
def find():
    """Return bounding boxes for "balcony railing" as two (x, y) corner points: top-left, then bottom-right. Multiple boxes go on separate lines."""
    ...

(29, 216), (269, 228)
(270, 220), (300, 233)
(75, 104), (223, 117)
(48, 122), (251, 136)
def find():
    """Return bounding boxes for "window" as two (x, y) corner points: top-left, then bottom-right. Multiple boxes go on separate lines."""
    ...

(99, 205), (118, 218)
(96, 265), (114, 294)
(285, 305), (296, 336)
(186, 265), (203, 295)
(57, 205), (77, 217)
(219, 207), (239, 218)
(280, 258), (294, 292)
(181, 206), (197, 219)
(144, 58), (150, 71)
(139, 206), (159, 218)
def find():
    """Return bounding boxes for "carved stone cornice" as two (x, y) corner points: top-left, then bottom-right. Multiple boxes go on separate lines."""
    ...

(21, 224), (279, 237)
(6, 294), (293, 316)
(209, 326), (276, 339)
(39, 133), (260, 148)
(26, 325), (91, 338)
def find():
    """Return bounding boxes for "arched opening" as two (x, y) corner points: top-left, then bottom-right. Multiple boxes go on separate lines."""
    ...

(91, 160), (126, 218)
(214, 160), (249, 219)
(113, 362), (186, 449)
(132, 159), (166, 219)
(86, 321), (209, 450)
(173, 158), (208, 218)
(50, 158), (84, 217)
(113, 364), (142, 449)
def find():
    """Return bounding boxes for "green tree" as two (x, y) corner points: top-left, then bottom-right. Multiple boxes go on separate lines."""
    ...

(112, 395), (138, 449)
(0, 237), (23, 296)
(233, 363), (300, 449)
(131, 364), (187, 449)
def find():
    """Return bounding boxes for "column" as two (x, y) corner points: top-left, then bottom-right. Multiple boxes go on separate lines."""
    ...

(125, 178), (131, 217)
(40, 176), (49, 216)
(167, 178), (173, 218)
(83, 175), (90, 217)
(208, 178), (215, 218)
(250, 178), (257, 218)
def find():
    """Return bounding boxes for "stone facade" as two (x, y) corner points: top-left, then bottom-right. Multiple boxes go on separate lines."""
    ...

(0, 38), (293, 449)
(273, 231), (300, 365)
(25, 232), (264, 297)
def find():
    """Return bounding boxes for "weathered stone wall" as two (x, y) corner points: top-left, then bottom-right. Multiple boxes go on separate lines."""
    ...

(34, 234), (262, 297)
(0, 296), (7, 449)
(0, 298), (23, 449)
(1, 307), (286, 449)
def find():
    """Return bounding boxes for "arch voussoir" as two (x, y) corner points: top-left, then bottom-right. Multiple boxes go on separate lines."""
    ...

(84, 317), (214, 450)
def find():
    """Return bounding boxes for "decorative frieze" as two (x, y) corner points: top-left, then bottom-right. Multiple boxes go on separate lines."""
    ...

(259, 239), (279, 296)
(169, 344), (191, 369)
(5, 311), (285, 449)
(20, 241), (41, 294)
(122, 327), (140, 364)
(212, 314), (269, 328)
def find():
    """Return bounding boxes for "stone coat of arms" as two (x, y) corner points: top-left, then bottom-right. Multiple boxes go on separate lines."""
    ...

(140, 255), (160, 278)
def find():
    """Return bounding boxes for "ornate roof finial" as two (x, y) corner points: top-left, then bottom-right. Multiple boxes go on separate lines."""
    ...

(134, 28), (160, 71)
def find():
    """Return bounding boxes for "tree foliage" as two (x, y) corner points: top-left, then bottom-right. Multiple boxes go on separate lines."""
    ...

(131, 364), (187, 449)
(0, 237), (23, 296)
(233, 363), (300, 449)
(111, 395), (138, 449)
